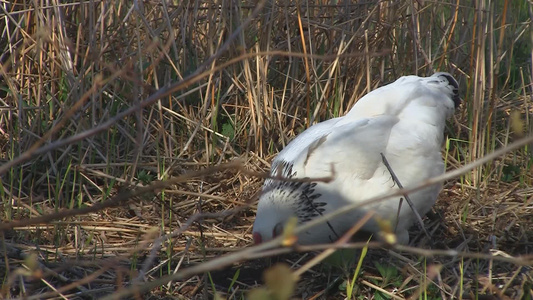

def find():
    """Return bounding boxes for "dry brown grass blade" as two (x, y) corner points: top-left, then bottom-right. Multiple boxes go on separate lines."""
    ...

(0, 160), (243, 231)
(0, 0), (269, 176)
(296, 1), (311, 128)
(1, 1), (531, 298)
(292, 211), (376, 277)
(101, 135), (533, 300)
(0, 49), (385, 179)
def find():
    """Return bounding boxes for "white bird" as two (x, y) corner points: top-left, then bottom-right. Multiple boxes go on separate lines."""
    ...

(252, 72), (460, 245)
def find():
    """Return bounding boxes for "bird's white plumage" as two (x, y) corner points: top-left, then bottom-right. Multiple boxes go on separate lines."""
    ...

(252, 73), (460, 245)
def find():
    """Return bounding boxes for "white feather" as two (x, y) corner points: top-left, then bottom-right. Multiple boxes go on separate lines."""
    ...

(252, 73), (459, 245)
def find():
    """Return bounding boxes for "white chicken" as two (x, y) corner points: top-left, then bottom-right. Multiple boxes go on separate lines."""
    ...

(252, 72), (460, 245)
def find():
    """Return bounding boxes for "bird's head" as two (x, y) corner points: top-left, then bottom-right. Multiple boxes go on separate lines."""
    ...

(252, 190), (297, 244)
(432, 72), (461, 108)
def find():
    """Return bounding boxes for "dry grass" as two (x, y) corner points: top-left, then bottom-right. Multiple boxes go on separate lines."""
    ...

(0, 0), (532, 299)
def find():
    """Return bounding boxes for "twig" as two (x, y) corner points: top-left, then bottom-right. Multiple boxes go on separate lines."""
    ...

(0, 161), (243, 231)
(0, 159), (339, 233)
(100, 134), (533, 300)
(241, 167), (334, 184)
(295, 243), (533, 266)
(293, 211), (375, 277)
(361, 279), (406, 300)
(10, 138), (532, 299)
(294, 134), (533, 238)
(0, 49), (389, 178)
(0, 0), (270, 177)
(20, 265), (110, 300)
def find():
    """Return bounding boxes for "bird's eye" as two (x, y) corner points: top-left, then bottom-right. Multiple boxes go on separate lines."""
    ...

(273, 222), (283, 238)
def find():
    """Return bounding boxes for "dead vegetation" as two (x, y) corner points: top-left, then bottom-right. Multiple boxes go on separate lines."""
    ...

(0, 0), (532, 299)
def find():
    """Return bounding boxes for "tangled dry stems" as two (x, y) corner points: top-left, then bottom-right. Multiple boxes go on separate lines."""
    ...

(0, 0), (532, 299)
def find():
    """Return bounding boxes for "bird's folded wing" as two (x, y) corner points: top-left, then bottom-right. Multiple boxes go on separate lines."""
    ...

(291, 115), (400, 181)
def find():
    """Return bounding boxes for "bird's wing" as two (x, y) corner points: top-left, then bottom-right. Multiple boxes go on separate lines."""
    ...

(273, 117), (342, 165)
(263, 115), (401, 243)
(288, 115), (400, 182)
